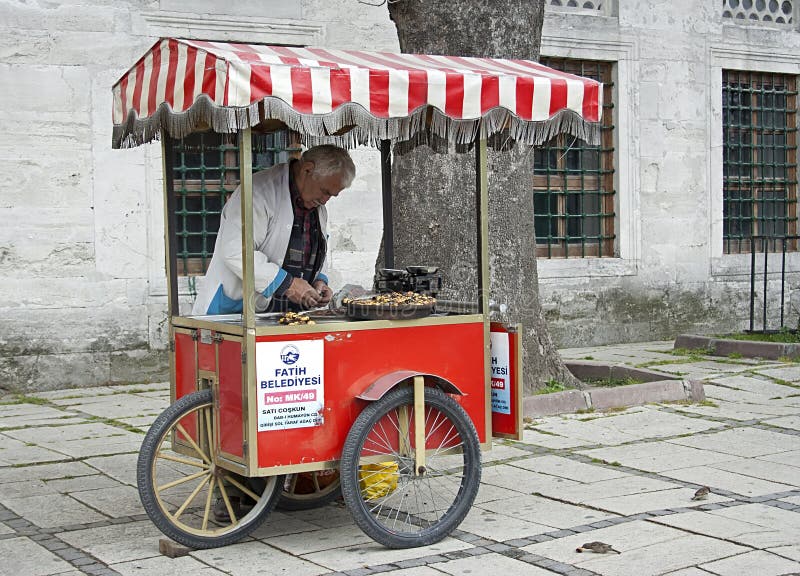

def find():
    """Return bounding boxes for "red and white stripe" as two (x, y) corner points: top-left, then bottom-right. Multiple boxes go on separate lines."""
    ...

(112, 39), (602, 126)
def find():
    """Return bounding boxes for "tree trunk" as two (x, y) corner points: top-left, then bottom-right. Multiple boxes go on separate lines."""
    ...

(385, 0), (582, 392)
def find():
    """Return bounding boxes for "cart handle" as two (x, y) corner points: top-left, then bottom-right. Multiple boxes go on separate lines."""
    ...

(356, 370), (464, 402)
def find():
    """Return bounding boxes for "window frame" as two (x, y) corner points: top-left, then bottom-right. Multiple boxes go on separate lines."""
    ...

(533, 57), (617, 259)
(722, 69), (799, 254)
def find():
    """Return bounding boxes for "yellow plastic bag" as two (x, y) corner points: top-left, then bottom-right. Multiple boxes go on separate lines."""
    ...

(359, 461), (399, 499)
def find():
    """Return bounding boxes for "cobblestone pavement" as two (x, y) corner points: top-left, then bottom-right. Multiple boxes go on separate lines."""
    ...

(1, 341), (799, 576)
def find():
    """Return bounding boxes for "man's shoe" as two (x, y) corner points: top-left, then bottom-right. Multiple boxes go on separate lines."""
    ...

(213, 497), (237, 523)
(212, 497), (254, 523)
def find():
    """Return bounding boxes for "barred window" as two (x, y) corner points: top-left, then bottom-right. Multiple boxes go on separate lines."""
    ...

(533, 58), (616, 258)
(723, 70), (798, 253)
(170, 131), (301, 275)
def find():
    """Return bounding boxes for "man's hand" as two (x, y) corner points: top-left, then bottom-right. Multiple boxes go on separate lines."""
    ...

(313, 280), (332, 306)
(285, 277), (321, 308)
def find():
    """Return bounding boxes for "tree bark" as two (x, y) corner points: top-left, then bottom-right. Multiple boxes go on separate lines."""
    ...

(384, 0), (582, 392)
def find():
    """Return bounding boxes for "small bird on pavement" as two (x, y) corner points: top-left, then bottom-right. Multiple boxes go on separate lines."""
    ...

(576, 541), (621, 554)
(691, 486), (711, 501)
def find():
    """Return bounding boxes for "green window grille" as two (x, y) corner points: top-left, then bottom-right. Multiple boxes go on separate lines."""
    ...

(170, 131), (301, 275)
(533, 58), (616, 258)
(723, 70), (798, 254)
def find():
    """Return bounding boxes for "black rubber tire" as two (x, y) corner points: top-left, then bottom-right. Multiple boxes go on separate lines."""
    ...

(277, 471), (342, 511)
(339, 386), (481, 548)
(137, 389), (283, 549)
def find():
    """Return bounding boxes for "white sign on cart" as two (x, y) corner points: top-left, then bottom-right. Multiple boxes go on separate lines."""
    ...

(255, 339), (325, 430)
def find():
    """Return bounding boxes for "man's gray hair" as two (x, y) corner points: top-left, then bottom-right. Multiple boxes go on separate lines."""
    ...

(302, 145), (356, 188)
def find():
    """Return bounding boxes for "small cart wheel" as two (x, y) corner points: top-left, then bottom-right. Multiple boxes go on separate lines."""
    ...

(340, 386), (481, 548)
(277, 470), (342, 511)
(137, 389), (283, 549)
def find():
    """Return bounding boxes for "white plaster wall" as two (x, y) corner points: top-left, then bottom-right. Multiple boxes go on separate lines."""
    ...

(0, 0), (394, 391)
(1, 0), (798, 390)
(537, 0), (800, 346)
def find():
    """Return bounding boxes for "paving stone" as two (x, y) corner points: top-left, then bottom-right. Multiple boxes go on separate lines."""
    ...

(0, 461), (98, 484)
(477, 493), (618, 530)
(0, 536), (75, 575)
(430, 552), (560, 575)
(709, 458), (800, 488)
(520, 429), (588, 449)
(83, 454), (140, 486)
(587, 407), (724, 439)
(282, 501), (354, 529)
(3, 493), (107, 528)
(45, 474), (123, 494)
(0, 405), (84, 428)
(699, 549), (800, 576)
(248, 510), (320, 539)
(481, 443), (535, 463)
(0, 434), (69, 466)
(0, 522), (14, 536)
(480, 463), (582, 497)
(70, 485), (143, 518)
(510, 455), (629, 483)
(366, 568), (444, 576)
(673, 400), (781, 422)
(765, 415), (800, 431)
(521, 520), (691, 564)
(472, 481), (523, 504)
(651, 504), (800, 548)
(660, 466), (795, 497)
(458, 506), (552, 541)
(584, 487), (732, 516)
(757, 450), (800, 468)
(574, 534), (748, 576)
(266, 523), (373, 555)
(668, 427), (799, 458)
(663, 569), (719, 576)
(0, 479), (59, 501)
(524, 417), (642, 447)
(579, 441), (739, 473)
(75, 396), (166, 420)
(29, 386), (120, 402)
(551, 475), (680, 505)
(752, 366), (800, 382)
(766, 543), (800, 562)
(56, 520), (164, 565)
(111, 554), (226, 575)
(298, 537), (472, 572)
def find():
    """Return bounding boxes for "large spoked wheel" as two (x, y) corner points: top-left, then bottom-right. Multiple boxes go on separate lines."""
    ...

(340, 386), (481, 549)
(137, 389), (283, 549)
(277, 470), (342, 511)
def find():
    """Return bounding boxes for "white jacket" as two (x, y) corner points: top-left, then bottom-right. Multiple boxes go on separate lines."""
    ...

(191, 163), (329, 315)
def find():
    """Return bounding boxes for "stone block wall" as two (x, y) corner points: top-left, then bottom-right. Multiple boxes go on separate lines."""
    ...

(1, 0), (798, 390)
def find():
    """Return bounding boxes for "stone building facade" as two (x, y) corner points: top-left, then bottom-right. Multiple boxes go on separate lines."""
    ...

(0, 1), (798, 390)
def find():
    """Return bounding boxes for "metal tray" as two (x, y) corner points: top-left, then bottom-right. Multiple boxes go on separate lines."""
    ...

(345, 301), (434, 321)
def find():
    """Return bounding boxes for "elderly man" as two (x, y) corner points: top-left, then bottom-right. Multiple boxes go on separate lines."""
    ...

(192, 144), (355, 315)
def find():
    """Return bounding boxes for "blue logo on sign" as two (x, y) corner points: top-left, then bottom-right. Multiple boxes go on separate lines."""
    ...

(280, 344), (300, 365)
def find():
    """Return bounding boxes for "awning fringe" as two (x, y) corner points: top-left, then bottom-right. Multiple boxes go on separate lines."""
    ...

(112, 94), (600, 150)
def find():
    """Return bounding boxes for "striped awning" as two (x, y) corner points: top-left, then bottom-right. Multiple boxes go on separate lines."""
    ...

(112, 38), (602, 149)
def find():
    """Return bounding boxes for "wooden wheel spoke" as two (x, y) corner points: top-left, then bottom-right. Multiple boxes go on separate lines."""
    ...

(225, 474), (260, 503)
(157, 469), (209, 493)
(156, 451), (209, 469)
(172, 473), (211, 520)
(218, 481), (238, 525)
(175, 422), (211, 465)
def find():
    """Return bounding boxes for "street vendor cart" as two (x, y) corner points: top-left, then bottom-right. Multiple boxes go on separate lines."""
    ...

(112, 39), (601, 550)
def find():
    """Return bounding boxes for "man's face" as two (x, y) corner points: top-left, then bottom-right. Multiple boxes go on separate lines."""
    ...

(296, 161), (346, 209)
